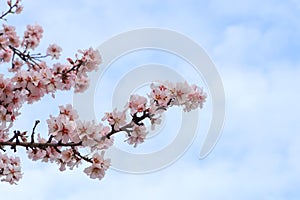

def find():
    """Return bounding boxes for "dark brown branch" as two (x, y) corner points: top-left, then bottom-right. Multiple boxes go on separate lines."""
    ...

(47, 135), (54, 143)
(8, 45), (40, 67)
(105, 110), (155, 139)
(0, 141), (83, 149)
(72, 148), (92, 163)
(30, 120), (40, 143)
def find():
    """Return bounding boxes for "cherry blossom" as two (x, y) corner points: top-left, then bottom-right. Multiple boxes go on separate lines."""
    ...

(184, 85), (207, 112)
(61, 149), (73, 163)
(27, 148), (46, 161)
(0, 129), (9, 142)
(91, 123), (113, 151)
(102, 108), (127, 131)
(15, 5), (23, 14)
(150, 82), (171, 107)
(47, 114), (77, 143)
(10, 59), (23, 72)
(84, 151), (110, 180)
(76, 120), (112, 150)
(0, 153), (22, 185)
(150, 114), (162, 131)
(56, 148), (81, 171)
(76, 120), (98, 147)
(170, 81), (193, 105)
(59, 104), (79, 121)
(125, 125), (147, 147)
(77, 47), (101, 72)
(128, 94), (147, 114)
(22, 24), (43, 50)
(0, 48), (13, 62)
(47, 44), (62, 59)
(74, 75), (89, 93)
(1, 24), (20, 48)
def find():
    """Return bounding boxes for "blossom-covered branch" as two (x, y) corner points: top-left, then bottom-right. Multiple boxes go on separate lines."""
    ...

(0, 0), (207, 185)
(0, 79), (207, 184)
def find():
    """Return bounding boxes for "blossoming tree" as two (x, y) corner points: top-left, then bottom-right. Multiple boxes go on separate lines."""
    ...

(0, 0), (207, 184)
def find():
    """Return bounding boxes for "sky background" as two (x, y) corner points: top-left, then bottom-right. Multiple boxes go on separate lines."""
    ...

(1, 0), (300, 199)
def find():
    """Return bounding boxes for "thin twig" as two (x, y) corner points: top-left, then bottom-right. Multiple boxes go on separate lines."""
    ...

(30, 120), (40, 143)
(0, 2), (17, 20)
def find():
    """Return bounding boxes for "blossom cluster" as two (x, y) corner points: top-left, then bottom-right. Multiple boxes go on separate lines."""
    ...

(0, 0), (207, 185)
(0, 152), (22, 184)
(150, 81), (207, 112)
(0, 10), (101, 134)
(101, 81), (207, 147)
(84, 151), (110, 180)
(1, 104), (113, 183)
(0, 0), (104, 184)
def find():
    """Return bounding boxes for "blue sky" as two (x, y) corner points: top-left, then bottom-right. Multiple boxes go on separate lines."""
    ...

(1, 0), (300, 199)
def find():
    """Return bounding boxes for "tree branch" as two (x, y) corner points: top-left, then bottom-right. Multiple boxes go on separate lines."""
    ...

(0, 141), (82, 149)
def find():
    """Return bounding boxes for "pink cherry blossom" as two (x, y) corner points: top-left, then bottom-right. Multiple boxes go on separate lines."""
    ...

(47, 44), (62, 59)
(9, 59), (23, 72)
(125, 125), (147, 147)
(150, 115), (162, 131)
(15, 5), (23, 14)
(55, 147), (82, 171)
(91, 123), (112, 151)
(42, 146), (60, 163)
(184, 85), (207, 112)
(47, 114), (77, 143)
(78, 47), (101, 72)
(150, 83), (171, 107)
(76, 120), (112, 150)
(1, 24), (20, 47)
(22, 24), (43, 50)
(0, 153), (22, 184)
(61, 149), (73, 163)
(74, 75), (89, 93)
(40, 68), (56, 94)
(27, 148), (46, 161)
(145, 104), (164, 130)
(30, 134), (61, 163)
(76, 120), (97, 147)
(0, 129), (9, 142)
(171, 81), (193, 105)
(59, 104), (79, 121)
(102, 108), (127, 131)
(0, 48), (13, 62)
(83, 151), (110, 180)
(128, 94), (147, 114)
